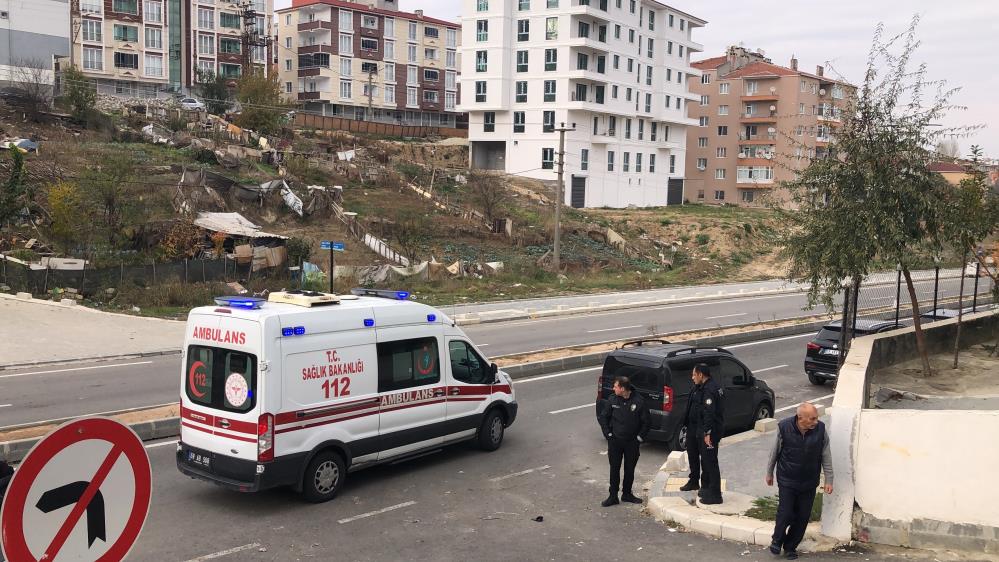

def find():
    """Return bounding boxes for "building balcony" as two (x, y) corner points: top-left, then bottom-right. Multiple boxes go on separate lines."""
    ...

(565, 36), (610, 53)
(740, 113), (778, 124)
(567, 1), (612, 22)
(738, 133), (778, 143)
(736, 176), (775, 185)
(298, 44), (335, 55)
(591, 129), (615, 143)
(736, 156), (774, 166)
(687, 40), (705, 53)
(298, 91), (323, 101)
(741, 93), (779, 102)
(298, 21), (334, 32)
(298, 66), (336, 79)
(816, 135), (832, 144)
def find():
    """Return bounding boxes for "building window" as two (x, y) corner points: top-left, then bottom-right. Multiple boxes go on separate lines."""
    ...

(514, 111), (525, 133)
(623, 152), (630, 172)
(627, 58), (633, 73)
(696, 158), (707, 170)
(542, 147), (555, 169)
(719, 82), (730, 94)
(545, 17), (558, 40)
(445, 70), (456, 89)
(548, 0), (559, 6)
(384, 17), (395, 37)
(82, 20), (102, 43)
(612, 85), (618, 99)
(406, 65), (417, 84)
(361, 38), (378, 51)
(219, 37), (240, 54)
(626, 88), (632, 102)
(113, 51), (139, 69)
(340, 33), (353, 55)
(358, 15), (377, 30)
(424, 26), (439, 39)
(519, 0), (530, 9)
(475, 81), (487, 102)
(607, 151), (615, 171)
(698, 116), (708, 127)
(197, 60), (214, 78)
(198, 34), (215, 55)
(285, 82), (292, 93)
(544, 80), (556, 102)
(407, 44), (417, 62)
(424, 90), (439, 103)
(339, 9), (352, 31)
(477, 0), (488, 10)
(669, 155), (676, 173)
(624, 119), (631, 139)
(220, 12), (240, 29)
(700, 95), (709, 106)
(197, 8), (214, 29)
(112, 0), (138, 14)
(645, 94), (652, 113)
(581, 148), (589, 171)
(649, 154), (656, 173)
(446, 49), (456, 68)
(595, 85), (605, 104)
(578, 21), (590, 39)
(113, 24), (138, 42)
(635, 153), (643, 173)
(714, 190), (725, 201)
(83, 47), (103, 70)
(518, 19), (530, 41)
(628, 29), (634, 43)
(741, 190), (755, 203)
(577, 52), (589, 70)
(385, 40), (396, 59)
(424, 47), (438, 60)
(717, 147), (727, 158)
(697, 189), (705, 199)
(409, 21), (418, 40)
(637, 119), (644, 140)
(476, 50), (487, 72)
(718, 105), (729, 116)
(715, 169), (726, 179)
(220, 63), (240, 78)
(545, 48), (557, 71)
(342, 58), (353, 77)
(81, 0), (102, 14)
(144, 53), (163, 77)
(543, 110), (555, 132)
(446, 28), (457, 48)
(476, 20), (488, 41)
(647, 38), (653, 59)
(407, 87), (418, 106)
(424, 69), (439, 82)
(717, 126), (728, 136)
(445, 91), (456, 110)
(285, 37), (291, 49)
(650, 122), (658, 141)
(574, 83), (586, 102)
(384, 86), (396, 104)
(144, 0), (162, 22)
(384, 62), (396, 81)
(517, 50), (528, 72)
(484, 112), (496, 132)
(515, 81), (527, 102)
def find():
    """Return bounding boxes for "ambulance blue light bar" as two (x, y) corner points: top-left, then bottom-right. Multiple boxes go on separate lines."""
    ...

(427, 314), (437, 323)
(214, 296), (265, 309)
(281, 326), (307, 337)
(363, 318), (375, 327)
(350, 288), (411, 300)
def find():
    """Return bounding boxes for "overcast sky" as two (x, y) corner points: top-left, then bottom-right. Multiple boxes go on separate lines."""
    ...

(276, 0), (998, 157)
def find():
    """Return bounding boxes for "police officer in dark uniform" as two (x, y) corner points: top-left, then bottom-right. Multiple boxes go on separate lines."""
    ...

(679, 363), (725, 504)
(597, 376), (650, 507)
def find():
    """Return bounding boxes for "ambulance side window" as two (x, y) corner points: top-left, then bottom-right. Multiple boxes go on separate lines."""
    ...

(449, 341), (490, 385)
(186, 346), (215, 406)
(377, 337), (441, 392)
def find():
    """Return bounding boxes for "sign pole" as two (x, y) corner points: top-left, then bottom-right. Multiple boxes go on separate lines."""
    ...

(330, 245), (335, 294)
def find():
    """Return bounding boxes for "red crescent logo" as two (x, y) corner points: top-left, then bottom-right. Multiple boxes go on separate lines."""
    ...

(188, 360), (207, 398)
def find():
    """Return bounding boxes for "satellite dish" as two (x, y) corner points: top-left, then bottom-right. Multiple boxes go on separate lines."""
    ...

(769, 105), (776, 111)
(764, 153), (773, 160)
(767, 127), (776, 133)
(819, 88), (826, 95)
(769, 86), (777, 94)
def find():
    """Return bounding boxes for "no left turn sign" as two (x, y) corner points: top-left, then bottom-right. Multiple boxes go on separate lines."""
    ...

(1, 417), (152, 561)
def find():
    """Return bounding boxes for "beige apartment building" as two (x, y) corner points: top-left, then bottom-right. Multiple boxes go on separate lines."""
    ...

(685, 46), (854, 207)
(276, 0), (462, 127)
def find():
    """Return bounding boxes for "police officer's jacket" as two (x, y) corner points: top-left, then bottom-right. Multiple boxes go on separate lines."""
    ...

(597, 392), (651, 441)
(684, 377), (725, 440)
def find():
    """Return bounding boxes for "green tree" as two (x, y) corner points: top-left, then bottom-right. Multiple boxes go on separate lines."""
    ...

(234, 69), (288, 135)
(197, 69), (231, 115)
(0, 149), (27, 227)
(941, 146), (999, 367)
(62, 65), (95, 122)
(774, 17), (973, 377)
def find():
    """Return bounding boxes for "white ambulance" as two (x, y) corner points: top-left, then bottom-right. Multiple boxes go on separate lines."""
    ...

(176, 289), (517, 502)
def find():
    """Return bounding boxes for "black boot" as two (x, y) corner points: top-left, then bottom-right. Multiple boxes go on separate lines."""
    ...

(621, 492), (643, 504)
(601, 494), (619, 507)
(679, 480), (700, 492)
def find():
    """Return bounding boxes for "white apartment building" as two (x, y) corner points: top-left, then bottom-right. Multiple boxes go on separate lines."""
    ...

(0, 0), (70, 88)
(460, 0), (704, 208)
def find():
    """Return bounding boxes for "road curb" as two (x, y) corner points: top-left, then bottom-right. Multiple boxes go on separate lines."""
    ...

(0, 349), (183, 371)
(1, 417), (179, 463)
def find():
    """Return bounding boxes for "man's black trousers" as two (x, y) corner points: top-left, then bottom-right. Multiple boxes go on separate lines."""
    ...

(686, 435), (722, 499)
(772, 485), (817, 553)
(607, 438), (640, 495)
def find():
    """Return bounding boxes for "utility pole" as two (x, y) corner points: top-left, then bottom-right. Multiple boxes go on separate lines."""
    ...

(238, 1), (271, 76)
(552, 122), (575, 272)
(365, 66), (376, 121)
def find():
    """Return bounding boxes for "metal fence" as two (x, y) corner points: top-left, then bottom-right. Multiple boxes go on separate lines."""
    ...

(0, 256), (284, 297)
(836, 265), (997, 368)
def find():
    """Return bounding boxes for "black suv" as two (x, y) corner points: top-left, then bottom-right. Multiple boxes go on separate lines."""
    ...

(804, 319), (901, 385)
(597, 340), (776, 450)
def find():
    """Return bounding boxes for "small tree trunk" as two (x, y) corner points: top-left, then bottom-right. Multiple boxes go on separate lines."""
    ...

(902, 267), (933, 377)
(953, 249), (969, 369)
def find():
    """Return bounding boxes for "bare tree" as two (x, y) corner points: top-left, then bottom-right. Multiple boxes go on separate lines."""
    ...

(935, 138), (961, 159)
(387, 210), (429, 264)
(467, 172), (510, 224)
(9, 58), (53, 120)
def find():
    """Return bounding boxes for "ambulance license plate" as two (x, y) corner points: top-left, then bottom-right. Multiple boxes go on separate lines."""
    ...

(188, 450), (211, 469)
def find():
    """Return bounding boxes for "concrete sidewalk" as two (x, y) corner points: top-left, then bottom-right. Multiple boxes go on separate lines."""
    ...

(0, 294), (186, 368)
(646, 413), (838, 552)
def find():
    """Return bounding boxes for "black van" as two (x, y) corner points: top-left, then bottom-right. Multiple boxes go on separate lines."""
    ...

(597, 340), (776, 450)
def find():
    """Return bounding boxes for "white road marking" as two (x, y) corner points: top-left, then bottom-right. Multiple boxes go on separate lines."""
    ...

(490, 465), (552, 482)
(477, 343), (491, 347)
(0, 404), (11, 408)
(705, 313), (747, 320)
(145, 439), (179, 449)
(775, 393), (836, 413)
(725, 333), (814, 349)
(0, 360), (154, 379)
(587, 325), (642, 333)
(338, 501), (417, 524)
(515, 367), (601, 384)
(752, 365), (789, 373)
(549, 403), (595, 415)
(871, 297), (895, 301)
(183, 543), (262, 561)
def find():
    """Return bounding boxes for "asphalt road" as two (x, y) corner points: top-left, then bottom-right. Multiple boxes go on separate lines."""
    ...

(116, 335), (870, 562)
(0, 274), (992, 428)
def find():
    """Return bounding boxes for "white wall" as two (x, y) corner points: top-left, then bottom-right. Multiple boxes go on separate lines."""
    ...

(855, 409), (999, 528)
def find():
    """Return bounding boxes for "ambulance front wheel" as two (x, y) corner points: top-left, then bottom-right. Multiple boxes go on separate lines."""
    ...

(477, 410), (505, 451)
(302, 450), (346, 503)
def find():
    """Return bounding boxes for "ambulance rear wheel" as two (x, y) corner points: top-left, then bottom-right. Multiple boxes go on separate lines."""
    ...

(302, 451), (346, 503)
(478, 410), (505, 451)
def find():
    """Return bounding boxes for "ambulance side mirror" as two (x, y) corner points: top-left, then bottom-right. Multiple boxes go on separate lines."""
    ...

(490, 362), (499, 381)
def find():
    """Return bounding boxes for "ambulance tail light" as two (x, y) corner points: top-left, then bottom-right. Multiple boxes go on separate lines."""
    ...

(662, 385), (675, 412)
(257, 413), (274, 462)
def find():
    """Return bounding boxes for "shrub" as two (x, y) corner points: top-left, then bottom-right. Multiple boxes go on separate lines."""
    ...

(695, 234), (711, 246)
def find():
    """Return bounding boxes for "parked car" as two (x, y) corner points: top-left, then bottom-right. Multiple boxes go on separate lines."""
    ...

(921, 305), (997, 323)
(597, 340), (775, 450)
(179, 97), (205, 111)
(965, 258), (996, 277)
(804, 319), (902, 385)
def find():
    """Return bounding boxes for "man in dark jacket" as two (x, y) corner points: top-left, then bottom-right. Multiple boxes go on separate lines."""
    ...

(597, 376), (650, 507)
(679, 363), (725, 504)
(765, 402), (834, 560)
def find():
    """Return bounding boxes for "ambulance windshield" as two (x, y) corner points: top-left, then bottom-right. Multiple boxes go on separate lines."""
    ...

(186, 345), (257, 413)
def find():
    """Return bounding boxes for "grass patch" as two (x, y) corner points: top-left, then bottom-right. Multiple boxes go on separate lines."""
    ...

(695, 234), (711, 246)
(744, 494), (823, 522)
